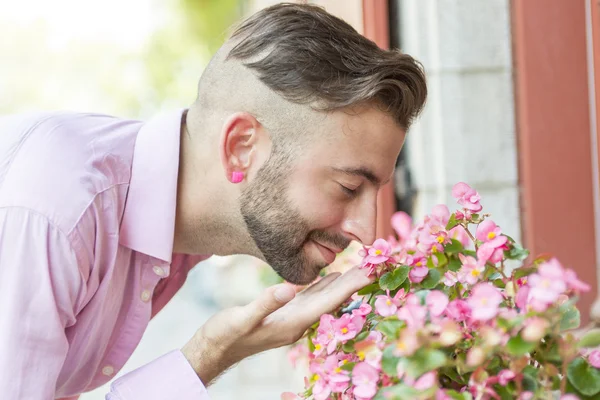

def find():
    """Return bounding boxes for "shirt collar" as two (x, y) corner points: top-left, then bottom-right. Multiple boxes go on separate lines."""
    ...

(119, 109), (186, 264)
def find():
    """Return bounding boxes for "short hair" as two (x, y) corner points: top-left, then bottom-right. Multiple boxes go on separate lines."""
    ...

(226, 2), (427, 130)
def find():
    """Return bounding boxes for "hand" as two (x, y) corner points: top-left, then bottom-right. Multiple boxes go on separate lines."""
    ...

(181, 265), (372, 385)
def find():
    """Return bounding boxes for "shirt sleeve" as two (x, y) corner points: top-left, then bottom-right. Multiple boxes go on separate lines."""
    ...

(106, 350), (211, 400)
(0, 208), (84, 399)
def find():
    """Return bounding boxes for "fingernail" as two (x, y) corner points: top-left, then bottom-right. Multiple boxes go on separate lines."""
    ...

(274, 285), (295, 303)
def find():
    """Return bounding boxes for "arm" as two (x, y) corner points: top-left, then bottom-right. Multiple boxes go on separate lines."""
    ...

(0, 208), (83, 399)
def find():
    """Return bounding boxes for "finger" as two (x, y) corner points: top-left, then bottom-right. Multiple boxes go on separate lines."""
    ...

(300, 272), (341, 295)
(243, 283), (296, 327)
(297, 266), (373, 322)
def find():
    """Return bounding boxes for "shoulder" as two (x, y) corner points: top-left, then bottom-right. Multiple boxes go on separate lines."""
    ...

(0, 111), (143, 234)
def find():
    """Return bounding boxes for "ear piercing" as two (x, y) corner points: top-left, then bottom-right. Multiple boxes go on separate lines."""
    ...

(231, 171), (244, 183)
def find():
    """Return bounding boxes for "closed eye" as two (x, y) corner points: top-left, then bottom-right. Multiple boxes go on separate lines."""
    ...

(339, 184), (358, 197)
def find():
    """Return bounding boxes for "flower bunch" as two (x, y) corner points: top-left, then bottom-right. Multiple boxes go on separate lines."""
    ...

(283, 183), (600, 400)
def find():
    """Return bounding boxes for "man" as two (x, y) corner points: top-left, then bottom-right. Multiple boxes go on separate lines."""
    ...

(0, 3), (426, 399)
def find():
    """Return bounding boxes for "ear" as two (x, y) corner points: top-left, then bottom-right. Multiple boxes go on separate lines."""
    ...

(219, 112), (266, 183)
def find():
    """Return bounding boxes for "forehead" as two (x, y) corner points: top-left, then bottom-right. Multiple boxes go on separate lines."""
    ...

(302, 105), (406, 173)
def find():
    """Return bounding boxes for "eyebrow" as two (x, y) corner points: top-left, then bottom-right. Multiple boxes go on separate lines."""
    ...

(332, 167), (390, 186)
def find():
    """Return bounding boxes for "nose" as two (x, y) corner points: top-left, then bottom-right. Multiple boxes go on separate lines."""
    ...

(341, 194), (377, 245)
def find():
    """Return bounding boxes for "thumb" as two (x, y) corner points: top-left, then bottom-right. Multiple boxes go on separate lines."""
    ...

(245, 283), (296, 327)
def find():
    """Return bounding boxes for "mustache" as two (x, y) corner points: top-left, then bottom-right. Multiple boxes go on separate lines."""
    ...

(308, 230), (351, 251)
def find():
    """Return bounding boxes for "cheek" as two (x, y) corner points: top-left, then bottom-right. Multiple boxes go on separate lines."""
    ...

(288, 183), (346, 228)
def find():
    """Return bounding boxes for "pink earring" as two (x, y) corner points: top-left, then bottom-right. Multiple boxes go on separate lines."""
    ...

(231, 171), (244, 183)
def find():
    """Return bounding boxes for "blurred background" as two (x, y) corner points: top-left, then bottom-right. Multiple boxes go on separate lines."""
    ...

(1, 0), (599, 398)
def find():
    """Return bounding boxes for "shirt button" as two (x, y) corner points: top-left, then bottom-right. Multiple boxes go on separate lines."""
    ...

(102, 365), (114, 376)
(152, 266), (165, 277)
(141, 290), (152, 302)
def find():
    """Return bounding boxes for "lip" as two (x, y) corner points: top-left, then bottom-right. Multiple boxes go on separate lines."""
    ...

(312, 240), (341, 264)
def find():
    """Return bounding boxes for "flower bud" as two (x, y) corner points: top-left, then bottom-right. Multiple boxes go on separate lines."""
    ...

(521, 317), (549, 342)
(467, 346), (486, 367)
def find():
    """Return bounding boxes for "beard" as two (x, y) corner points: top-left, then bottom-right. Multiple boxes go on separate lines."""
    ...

(239, 156), (350, 285)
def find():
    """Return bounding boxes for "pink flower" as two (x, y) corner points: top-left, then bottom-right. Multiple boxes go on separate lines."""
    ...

(309, 355), (351, 398)
(426, 290), (449, 317)
(449, 225), (470, 247)
(467, 283), (503, 321)
(431, 204), (451, 225)
(457, 254), (485, 285)
(443, 270), (458, 286)
(315, 314), (336, 355)
(565, 269), (591, 292)
(409, 265), (429, 283)
(589, 350), (600, 368)
(374, 289), (406, 317)
(438, 320), (462, 346)
(397, 294), (427, 329)
(391, 212), (413, 242)
(351, 303), (372, 332)
(475, 220), (507, 248)
(445, 299), (472, 322)
(515, 284), (530, 311)
(452, 182), (483, 212)
(498, 369), (516, 385)
(405, 371), (438, 391)
(561, 395), (580, 400)
(528, 259), (567, 307)
(393, 328), (420, 357)
(354, 335), (383, 370)
(476, 241), (508, 264)
(363, 239), (392, 265)
(352, 362), (380, 400)
(519, 392), (534, 400)
(287, 343), (308, 367)
(316, 314), (358, 355)
(332, 313), (358, 343)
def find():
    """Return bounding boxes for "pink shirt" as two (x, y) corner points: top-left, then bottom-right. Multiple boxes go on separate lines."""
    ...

(0, 110), (211, 399)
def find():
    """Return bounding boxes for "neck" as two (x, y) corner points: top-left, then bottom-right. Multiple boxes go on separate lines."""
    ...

(172, 117), (262, 259)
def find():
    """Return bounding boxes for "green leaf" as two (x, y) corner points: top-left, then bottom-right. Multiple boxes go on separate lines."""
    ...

(427, 257), (436, 269)
(380, 266), (409, 291)
(355, 331), (369, 342)
(342, 340), (355, 352)
(421, 269), (442, 289)
(404, 348), (448, 378)
(568, 358), (600, 396)
(358, 283), (379, 296)
(579, 329), (600, 348)
(441, 367), (466, 385)
(463, 250), (477, 258)
(374, 384), (421, 400)
(566, 380), (598, 400)
(340, 361), (355, 371)
(382, 345), (400, 376)
(522, 365), (539, 392)
(444, 239), (464, 254)
(505, 245), (530, 261)
(506, 335), (537, 356)
(493, 385), (512, 400)
(445, 390), (473, 400)
(376, 319), (404, 339)
(492, 279), (506, 289)
(560, 306), (581, 332)
(539, 340), (562, 363)
(435, 252), (449, 267)
(448, 257), (462, 272)
(513, 267), (535, 280)
(446, 213), (459, 230)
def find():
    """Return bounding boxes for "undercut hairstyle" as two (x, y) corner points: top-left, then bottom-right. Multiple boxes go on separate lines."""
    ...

(226, 2), (427, 130)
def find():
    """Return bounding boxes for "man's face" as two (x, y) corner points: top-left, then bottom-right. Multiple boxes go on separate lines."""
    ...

(240, 106), (405, 285)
